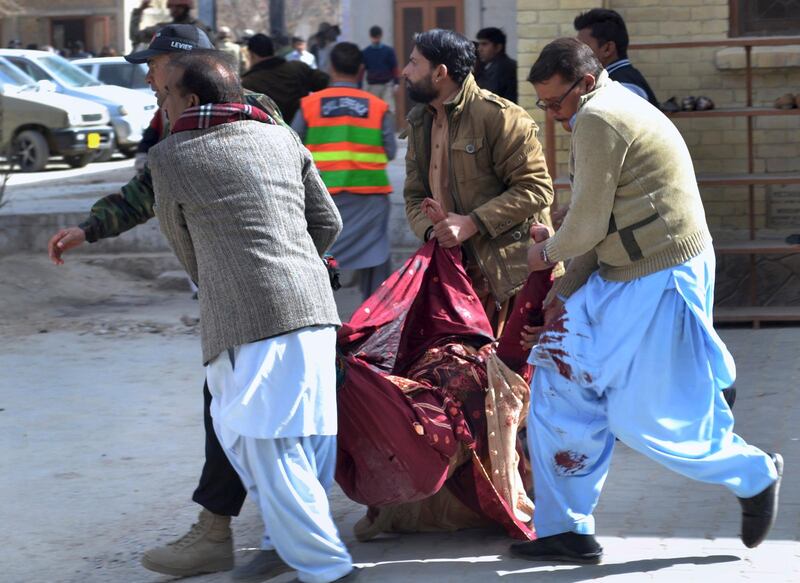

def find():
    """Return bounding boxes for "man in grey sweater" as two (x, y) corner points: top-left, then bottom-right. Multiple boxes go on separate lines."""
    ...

(150, 51), (358, 583)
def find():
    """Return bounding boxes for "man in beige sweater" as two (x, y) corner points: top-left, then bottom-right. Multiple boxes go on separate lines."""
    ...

(510, 38), (782, 563)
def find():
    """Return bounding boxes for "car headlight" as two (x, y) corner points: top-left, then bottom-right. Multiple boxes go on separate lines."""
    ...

(117, 105), (129, 116)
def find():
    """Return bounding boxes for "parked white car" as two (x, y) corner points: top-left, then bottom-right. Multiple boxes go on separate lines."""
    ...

(0, 49), (156, 159)
(0, 57), (113, 171)
(73, 56), (151, 95)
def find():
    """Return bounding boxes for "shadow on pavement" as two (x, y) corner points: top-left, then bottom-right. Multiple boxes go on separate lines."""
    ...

(355, 554), (741, 582)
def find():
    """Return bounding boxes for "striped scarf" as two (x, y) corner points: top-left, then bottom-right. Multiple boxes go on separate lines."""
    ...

(171, 102), (276, 133)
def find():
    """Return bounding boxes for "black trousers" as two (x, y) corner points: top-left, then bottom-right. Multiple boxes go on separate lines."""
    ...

(191, 382), (247, 516)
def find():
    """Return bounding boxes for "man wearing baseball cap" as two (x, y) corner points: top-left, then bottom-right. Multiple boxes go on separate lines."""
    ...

(47, 25), (289, 581)
(130, 0), (214, 48)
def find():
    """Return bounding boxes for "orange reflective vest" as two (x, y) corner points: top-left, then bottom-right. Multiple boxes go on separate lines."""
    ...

(300, 86), (391, 195)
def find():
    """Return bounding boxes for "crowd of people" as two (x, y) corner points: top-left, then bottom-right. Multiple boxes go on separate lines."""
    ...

(44, 6), (783, 583)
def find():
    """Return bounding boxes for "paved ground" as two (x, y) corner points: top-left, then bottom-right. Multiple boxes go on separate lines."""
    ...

(1, 153), (799, 583)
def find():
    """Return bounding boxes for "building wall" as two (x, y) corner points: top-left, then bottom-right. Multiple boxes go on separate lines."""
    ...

(0, 0), (134, 53)
(517, 0), (800, 306)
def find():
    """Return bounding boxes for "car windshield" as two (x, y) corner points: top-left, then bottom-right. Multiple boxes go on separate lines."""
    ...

(35, 54), (102, 87)
(0, 57), (37, 89)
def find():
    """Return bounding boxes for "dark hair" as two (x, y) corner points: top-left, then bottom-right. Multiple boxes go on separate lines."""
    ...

(476, 27), (506, 49)
(291, 36), (304, 44)
(413, 29), (476, 85)
(573, 8), (629, 59)
(247, 33), (275, 58)
(528, 37), (603, 84)
(330, 42), (362, 76)
(170, 50), (242, 104)
(369, 25), (382, 38)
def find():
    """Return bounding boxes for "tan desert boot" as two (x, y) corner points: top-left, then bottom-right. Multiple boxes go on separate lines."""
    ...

(141, 508), (234, 576)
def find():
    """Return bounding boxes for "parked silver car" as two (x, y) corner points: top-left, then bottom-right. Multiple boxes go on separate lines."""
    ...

(73, 56), (151, 95)
(0, 49), (156, 159)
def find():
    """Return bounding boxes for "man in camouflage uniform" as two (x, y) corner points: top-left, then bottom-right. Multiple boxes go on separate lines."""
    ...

(47, 26), (292, 581)
(130, 0), (214, 48)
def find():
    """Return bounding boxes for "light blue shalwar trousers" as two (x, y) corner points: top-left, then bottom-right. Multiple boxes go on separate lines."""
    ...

(527, 247), (778, 538)
(206, 326), (353, 583)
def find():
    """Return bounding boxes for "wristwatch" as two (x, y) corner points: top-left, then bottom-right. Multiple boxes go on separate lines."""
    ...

(540, 244), (552, 266)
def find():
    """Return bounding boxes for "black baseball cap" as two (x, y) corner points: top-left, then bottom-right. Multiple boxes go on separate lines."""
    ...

(125, 24), (213, 63)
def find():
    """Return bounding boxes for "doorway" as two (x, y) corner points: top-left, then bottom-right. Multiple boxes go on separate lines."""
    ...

(393, 0), (464, 124)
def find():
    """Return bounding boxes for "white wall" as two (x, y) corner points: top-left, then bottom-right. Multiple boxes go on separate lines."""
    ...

(343, 0), (394, 49)
(465, 0), (517, 58)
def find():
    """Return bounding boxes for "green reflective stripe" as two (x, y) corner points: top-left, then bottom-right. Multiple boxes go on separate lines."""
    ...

(321, 169), (391, 188)
(306, 125), (383, 146)
(312, 150), (388, 164)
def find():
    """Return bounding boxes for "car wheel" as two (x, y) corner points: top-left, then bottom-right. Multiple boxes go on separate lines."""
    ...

(14, 129), (49, 172)
(119, 146), (137, 159)
(93, 148), (114, 163)
(64, 154), (94, 168)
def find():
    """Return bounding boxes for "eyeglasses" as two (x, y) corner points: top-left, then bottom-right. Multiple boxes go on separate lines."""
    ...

(535, 77), (583, 112)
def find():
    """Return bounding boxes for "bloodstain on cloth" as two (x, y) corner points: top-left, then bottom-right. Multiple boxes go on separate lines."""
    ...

(535, 307), (575, 381)
(554, 450), (588, 475)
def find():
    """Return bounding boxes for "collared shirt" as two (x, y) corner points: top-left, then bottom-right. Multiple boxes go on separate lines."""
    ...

(605, 58), (659, 107)
(428, 89), (459, 213)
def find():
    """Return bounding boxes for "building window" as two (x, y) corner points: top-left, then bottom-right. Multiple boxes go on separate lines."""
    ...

(730, 0), (800, 37)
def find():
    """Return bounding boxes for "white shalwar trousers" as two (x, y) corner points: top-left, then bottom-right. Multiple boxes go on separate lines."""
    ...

(206, 325), (353, 583)
(527, 248), (779, 538)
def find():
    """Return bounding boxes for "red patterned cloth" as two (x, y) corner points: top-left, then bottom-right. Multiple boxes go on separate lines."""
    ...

(336, 241), (553, 540)
(171, 102), (276, 134)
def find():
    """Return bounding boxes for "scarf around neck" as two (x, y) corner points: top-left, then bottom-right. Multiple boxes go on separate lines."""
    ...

(171, 102), (276, 134)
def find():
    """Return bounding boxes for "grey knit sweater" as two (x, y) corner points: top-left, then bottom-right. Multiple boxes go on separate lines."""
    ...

(150, 121), (342, 364)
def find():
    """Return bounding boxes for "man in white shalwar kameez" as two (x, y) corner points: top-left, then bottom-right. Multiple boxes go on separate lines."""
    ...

(149, 50), (359, 582)
(509, 38), (782, 564)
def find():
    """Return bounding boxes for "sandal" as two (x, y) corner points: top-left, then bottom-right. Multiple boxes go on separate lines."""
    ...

(695, 96), (715, 111)
(774, 93), (796, 109)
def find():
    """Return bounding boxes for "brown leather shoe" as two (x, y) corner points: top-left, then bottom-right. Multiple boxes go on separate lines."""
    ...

(774, 93), (796, 109)
(660, 96), (680, 113)
(695, 96), (715, 111)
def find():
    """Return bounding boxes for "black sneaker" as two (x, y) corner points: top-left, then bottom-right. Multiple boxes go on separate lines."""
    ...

(738, 452), (783, 548)
(510, 532), (603, 564)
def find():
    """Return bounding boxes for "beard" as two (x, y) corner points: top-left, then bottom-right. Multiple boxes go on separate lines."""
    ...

(406, 75), (438, 104)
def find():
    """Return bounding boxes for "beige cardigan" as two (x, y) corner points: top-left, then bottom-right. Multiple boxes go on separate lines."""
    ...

(546, 71), (711, 301)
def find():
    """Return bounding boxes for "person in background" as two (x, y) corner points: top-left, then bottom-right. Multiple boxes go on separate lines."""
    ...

(361, 25), (399, 111)
(130, 0), (214, 48)
(574, 8), (658, 107)
(242, 33), (329, 123)
(286, 36), (318, 69)
(511, 37), (781, 564)
(474, 27), (517, 103)
(99, 46), (119, 57)
(216, 25), (246, 73)
(70, 40), (92, 59)
(293, 42), (396, 300)
(310, 22), (340, 73)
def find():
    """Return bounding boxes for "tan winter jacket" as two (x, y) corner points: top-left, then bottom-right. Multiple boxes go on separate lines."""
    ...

(403, 74), (556, 304)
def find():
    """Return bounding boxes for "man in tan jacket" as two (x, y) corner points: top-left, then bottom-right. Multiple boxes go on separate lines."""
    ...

(401, 28), (556, 335)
